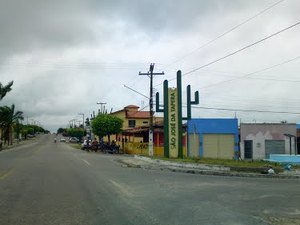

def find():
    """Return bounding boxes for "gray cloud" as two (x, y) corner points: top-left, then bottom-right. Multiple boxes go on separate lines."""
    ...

(0, 0), (262, 57)
(1, 0), (300, 132)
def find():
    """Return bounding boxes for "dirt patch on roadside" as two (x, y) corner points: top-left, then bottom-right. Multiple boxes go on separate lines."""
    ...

(266, 217), (300, 225)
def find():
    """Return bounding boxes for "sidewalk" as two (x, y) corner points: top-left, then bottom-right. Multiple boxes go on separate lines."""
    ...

(117, 155), (300, 179)
(0, 138), (37, 151)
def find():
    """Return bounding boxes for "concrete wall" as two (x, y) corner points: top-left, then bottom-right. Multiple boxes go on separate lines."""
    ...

(240, 123), (297, 160)
(269, 154), (300, 165)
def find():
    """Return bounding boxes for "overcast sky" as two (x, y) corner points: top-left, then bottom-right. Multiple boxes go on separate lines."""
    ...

(1, 0), (300, 132)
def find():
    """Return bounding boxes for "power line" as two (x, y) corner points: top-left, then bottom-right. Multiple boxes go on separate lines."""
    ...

(165, 0), (285, 68)
(156, 55), (300, 90)
(155, 20), (300, 87)
(184, 20), (300, 76)
(197, 69), (300, 83)
(155, 21), (300, 86)
(200, 55), (300, 89)
(0, 61), (166, 71)
(191, 105), (300, 115)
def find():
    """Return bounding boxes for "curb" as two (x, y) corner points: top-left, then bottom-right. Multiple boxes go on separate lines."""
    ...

(134, 155), (230, 172)
(117, 156), (300, 179)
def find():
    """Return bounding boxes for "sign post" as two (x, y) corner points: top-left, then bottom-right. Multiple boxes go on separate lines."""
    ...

(156, 70), (199, 158)
(168, 88), (179, 158)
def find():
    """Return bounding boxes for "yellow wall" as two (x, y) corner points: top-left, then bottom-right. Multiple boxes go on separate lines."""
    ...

(121, 142), (187, 158)
(111, 110), (149, 130)
(123, 142), (149, 155)
(112, 111), (127, 128)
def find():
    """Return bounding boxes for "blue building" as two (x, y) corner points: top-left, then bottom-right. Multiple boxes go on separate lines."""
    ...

(187, 118), (239, 159)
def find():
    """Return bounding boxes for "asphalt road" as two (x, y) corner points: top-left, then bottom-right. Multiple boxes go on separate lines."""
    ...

(0, 134), (300, 225)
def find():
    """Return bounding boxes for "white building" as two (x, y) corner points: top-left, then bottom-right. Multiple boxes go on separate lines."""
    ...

(240, 123), (297, 160)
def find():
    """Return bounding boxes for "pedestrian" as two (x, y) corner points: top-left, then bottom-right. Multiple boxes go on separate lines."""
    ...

(268, 166), (275, 174)
(86, 139), (90, 152)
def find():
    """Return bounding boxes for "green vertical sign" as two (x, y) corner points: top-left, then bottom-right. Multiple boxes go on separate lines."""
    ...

(156, 70), (198, 158)
(168, 88), (179, 158)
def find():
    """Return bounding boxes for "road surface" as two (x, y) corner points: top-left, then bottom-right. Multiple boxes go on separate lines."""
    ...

(0, 134), (299, 225)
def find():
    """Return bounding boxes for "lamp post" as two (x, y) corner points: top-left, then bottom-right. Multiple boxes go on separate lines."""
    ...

(78, 113), (84, 129)
(122, 84), (150, 100)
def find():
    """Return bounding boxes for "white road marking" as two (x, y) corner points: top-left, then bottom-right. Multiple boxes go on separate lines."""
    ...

(0, 169), (14, 180)
(109, 179), (134, 198)
(82, 159), (91, 166)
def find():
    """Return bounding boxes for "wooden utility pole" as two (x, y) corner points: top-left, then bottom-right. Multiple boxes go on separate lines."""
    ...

(139, 63), (164, 156)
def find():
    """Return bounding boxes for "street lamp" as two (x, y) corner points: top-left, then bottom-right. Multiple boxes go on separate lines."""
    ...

(78, 113), (84, 128)
(122, 84), (150, 100)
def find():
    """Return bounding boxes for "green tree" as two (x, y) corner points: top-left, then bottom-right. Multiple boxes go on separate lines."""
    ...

(13, 122), (23, 140)
(0, 104), (24, 145)
(91, 114), (123, 142)
(0, 81), (13, 101)
(22, 124), (46, 134)
(66, 128), (85, 141)
(57, 127), (66, 134)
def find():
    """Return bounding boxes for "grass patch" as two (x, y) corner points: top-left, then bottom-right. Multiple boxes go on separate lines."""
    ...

(69, 143), (81, 150)
(150, 156), (285, 173)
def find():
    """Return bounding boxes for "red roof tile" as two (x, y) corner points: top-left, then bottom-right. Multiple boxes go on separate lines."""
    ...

(125, 105), (139, 109)
(127, 111), (150, 118)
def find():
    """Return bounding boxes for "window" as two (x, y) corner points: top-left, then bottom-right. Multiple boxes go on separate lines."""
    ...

(143, 121), (148, 124)
(128, 120), (136, 128)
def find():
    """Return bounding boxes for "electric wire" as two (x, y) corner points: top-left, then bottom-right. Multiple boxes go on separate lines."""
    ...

(185, 21), (300, 76)
(201, 55), (300, 89)
(194, 69), (300, 83)
(191, 105), (300, 115)
(165, 0), (285, 68)
(155, 20), (300, 87)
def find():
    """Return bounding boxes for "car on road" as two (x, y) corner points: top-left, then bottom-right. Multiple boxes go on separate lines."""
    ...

(68, 137), (80, 143)
(60, 138), (66, 142)
(27, 134), (35, 138)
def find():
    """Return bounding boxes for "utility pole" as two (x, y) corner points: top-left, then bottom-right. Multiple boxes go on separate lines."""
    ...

(69, 119), (76, 128)
(78, 113), (84, 129)
(97, 102), (107, 114)
(139, 63), (164, 156)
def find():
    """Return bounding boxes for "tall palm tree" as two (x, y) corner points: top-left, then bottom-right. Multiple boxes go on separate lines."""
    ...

(0, 81), (13, 101)
(0, 104), (24, 145)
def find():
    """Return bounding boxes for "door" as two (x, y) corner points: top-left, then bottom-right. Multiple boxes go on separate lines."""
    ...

(265, 140), (285, 158)
(203, 134), (218, 158)
(244, 140), (253, 159)
(203, 134), (234, 159)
